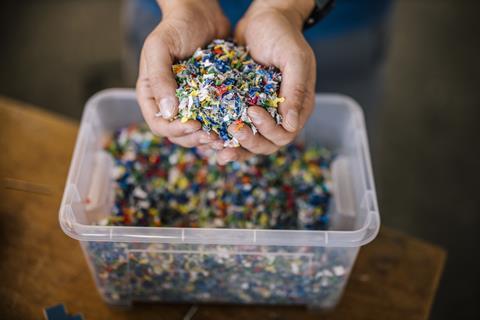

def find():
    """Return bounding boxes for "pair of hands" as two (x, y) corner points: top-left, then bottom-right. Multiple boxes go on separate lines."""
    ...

(137, 0), (316, 165)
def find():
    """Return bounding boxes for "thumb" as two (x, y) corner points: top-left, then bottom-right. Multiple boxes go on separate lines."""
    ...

(143, 29), (178, 120)
(278, 49), (313, 132)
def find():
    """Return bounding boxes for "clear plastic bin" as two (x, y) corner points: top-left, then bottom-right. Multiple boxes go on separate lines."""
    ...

(59, 89), (379, 308)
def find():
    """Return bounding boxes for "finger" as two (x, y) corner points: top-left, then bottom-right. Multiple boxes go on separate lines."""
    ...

(196, 140), (225, 151)
(143, 29), (179, 120)
(161, 119), (202, 138)
(216, 15), (231, 39)
(247, 106), (295, 147)
(137, 56), (201, 137)
(136, 87), (199, 137)
(168, 131), (219, 148)
(278, 49), (314, 132)
(196, 144), (211, 153)
(197, 144), (217, 158)
(227, 122), (277, 155)
(234, 18), (247, 45)
(216, 147), (253, 165)
(209, 140), (225, 151)
(136, 60), (169, 135)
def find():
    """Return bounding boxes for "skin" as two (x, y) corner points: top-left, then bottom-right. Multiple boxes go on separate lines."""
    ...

(217, 0), (316, 164)
(136, 0), (229, 150)
(137, 0), (316, 164)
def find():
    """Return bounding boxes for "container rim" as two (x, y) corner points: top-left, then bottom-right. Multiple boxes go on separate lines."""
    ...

(59, 89), (380, 248)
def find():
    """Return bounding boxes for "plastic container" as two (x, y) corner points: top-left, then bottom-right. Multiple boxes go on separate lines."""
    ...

(59, 89), (379, 308)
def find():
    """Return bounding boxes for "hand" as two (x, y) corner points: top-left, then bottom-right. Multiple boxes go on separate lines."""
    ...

(137, 0), (229, 149)
(216, 0), (316, 165)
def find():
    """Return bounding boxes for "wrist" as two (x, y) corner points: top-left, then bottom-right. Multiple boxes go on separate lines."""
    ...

(253, 0), (314, 29)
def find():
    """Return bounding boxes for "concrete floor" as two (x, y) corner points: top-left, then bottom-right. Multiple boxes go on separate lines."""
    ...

(1, 1), (479, 319)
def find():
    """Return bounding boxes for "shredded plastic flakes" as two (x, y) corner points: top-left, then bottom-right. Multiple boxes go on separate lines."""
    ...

(85, 124), (350, 307)
(170, 39), (284, 147)
(100, 124), (333, 230)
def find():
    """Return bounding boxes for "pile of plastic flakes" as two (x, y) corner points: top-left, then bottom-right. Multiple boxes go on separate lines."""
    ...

(99, 124), (333, 230)
(171, 39), (284, 147)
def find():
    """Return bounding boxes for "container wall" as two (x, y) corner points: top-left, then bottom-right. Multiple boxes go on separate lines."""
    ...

(64, 90), (374, 232)
(82, 241), (359, 308)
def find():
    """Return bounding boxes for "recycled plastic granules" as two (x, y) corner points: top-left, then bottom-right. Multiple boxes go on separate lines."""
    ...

(171, 39), (284, 147)
(85, 124), (349, 306)
(100, 124), (333, 230)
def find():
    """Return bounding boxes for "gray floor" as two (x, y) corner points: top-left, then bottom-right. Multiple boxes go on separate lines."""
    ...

(1, 1), (479, 319)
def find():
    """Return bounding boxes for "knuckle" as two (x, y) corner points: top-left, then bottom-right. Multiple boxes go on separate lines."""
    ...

(275, 135), (294, 147)
(292, 83), (307, 99)
(290, 84), (307, 110)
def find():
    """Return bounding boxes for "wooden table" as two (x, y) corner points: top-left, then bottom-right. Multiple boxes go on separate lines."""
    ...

(0, 97), (446, 320)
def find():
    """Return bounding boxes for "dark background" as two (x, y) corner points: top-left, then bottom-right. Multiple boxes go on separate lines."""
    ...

(1, 1), (479, 319)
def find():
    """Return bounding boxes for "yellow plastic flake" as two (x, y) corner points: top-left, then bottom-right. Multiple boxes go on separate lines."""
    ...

(178, 204), (190, 215)
(172, 64), (185, 74)
(308, 163), (322, 177)
(267, 97), (285, 108)
(148, 208), (159, 216)
(304, 148), (320, 162)
(177, 176), (189, 189)
(275, 155), (287, 167)
(233, 120), (245, 132)
(181, 116), (189, 123)
(226, 50), (235, 60)
(259, 213), (269, 226)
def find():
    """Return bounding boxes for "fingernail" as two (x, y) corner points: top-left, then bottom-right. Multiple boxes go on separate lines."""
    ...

(248, 109), (262, 124)
(159, 97), (176, 119)
(284, 109), (299, 131)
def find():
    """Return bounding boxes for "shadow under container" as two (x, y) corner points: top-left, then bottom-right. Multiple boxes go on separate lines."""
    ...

(59, 89), (380, 309)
